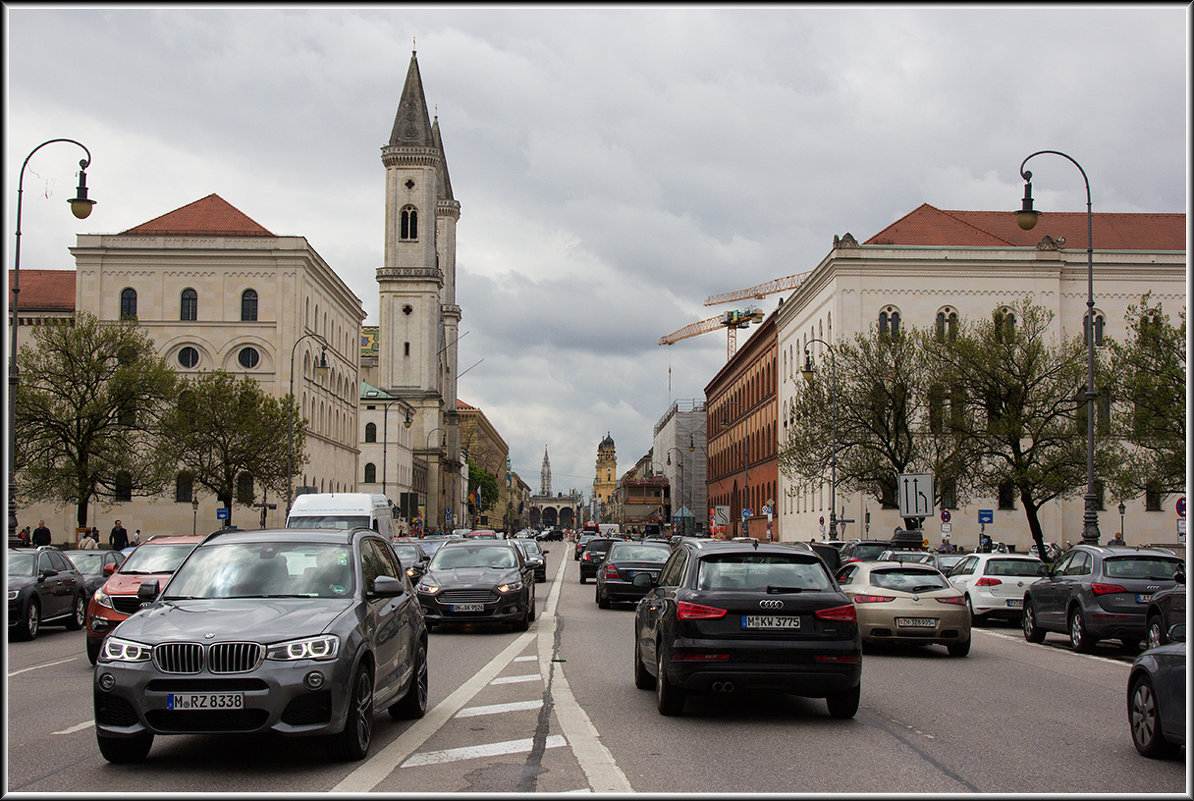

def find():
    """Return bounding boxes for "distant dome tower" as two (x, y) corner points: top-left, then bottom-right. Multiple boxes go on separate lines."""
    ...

(594, 433), (617, 506)
(540, 445), (552, 496)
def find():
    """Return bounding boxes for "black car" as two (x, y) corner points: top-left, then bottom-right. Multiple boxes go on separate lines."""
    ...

(1127, 623), (1185, 758)
(65, 549), (127, 602)
(1022, 544), (1184, 652)
(838, 540), (892, 565)
(632, 539), (862, 717)
(1145, 567), (1186, 649)
(8, 547), (88, 640)
(595, 541), (671, 608)
(390, 541), (430, 582)
(578, 538), (618, 583)
(92, 527), (428, 763)
(574, 534), (597, 561)
(415, 540), (536, 631)
(512, 538), (549, 583)
(537, 528), (564, 542)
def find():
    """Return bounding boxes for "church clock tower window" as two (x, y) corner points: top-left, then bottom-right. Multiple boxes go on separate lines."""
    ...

(400, 205), (418, 240)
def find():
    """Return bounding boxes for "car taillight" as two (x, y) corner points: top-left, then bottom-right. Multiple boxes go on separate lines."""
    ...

(851, 594), (895, 604)
(582, 552), (591, 561)
(1091, 582), (1128, 595)
(815, 604), (858, 621)
(603, 565), (619, 579)
(676, 601), (727, 619)
(935, 595), (966, 605)
(975, 577), (1002, 586)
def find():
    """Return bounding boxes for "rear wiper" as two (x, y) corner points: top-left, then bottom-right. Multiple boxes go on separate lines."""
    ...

(766, 585), (806, 593)
(911, 584), (944, 593)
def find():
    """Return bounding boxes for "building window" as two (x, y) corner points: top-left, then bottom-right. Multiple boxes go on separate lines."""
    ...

(997, 481), (1015, 510)
(241, 289), (258, 322)
(365, 463), (377, 484)
(178, 347), (199, 369)
(878, 307), (900, 338)
(940, 478), (957, 510)
(236, 472), (254, 505)
(115, 472), (132, 502)
(365, 422), (377, 443)
(1145, 484), (1162, 512)
(935, 309), (957, 342)
(175, 472), (194, 503)
(120, 288), (137, 320)
(238, 347), (260, 369)
(400, 205), (418, 240)
(404, 342), (411, 357)
(181, 288), (198, 321)
(994, 308), (1016, 342)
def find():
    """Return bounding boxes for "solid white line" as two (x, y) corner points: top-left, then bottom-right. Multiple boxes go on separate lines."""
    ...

(9, 656), (78, 677)
(456, 700), (544, 718)
(974, 628), (1133, 666)
(489, 673), (541, 685)
(401, 735), (567, 768)
(52, 721), (94, 735)
(513, 655), (537, 662)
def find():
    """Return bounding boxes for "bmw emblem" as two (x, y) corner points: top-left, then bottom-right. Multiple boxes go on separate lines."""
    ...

(204, 632), (216, 639)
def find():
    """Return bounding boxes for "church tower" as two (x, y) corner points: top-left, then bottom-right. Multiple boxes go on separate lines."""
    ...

(377, 49), (462, 531)
(593, 433), (617, 508)
(540, 446), (552, 496)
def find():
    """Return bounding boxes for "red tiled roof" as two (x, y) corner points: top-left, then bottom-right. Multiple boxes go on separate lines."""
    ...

(865, 203), (1186, 251)
(120, 194), (274, 237)
(8, 269), (75, 311)
(457, 399), (476, 410)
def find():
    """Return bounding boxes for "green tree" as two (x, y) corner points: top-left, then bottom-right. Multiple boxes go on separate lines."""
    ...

(1106, 293), (1186, 497)
(467, 460), (500, 517)
(162, 371), (304, 527)
(14, 311), (180, 528)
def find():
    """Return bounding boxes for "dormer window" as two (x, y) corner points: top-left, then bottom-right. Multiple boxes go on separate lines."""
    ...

(400, 205), (418, 240)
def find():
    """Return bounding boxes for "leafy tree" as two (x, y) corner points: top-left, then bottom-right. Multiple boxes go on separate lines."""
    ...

(14, 311), (180, 528)
(927, 297), (1110, 558)
(161, 371), (304, 527)
(1105, 293), (1186, 497)
(467, 460), (500, 516)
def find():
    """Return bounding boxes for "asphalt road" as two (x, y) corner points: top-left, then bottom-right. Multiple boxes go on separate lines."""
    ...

(5, 550), (1187, 794)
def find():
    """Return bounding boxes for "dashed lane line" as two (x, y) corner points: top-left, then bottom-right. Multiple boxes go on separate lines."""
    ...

(401, 735), (567, 768)
(456, 700), (544, 718)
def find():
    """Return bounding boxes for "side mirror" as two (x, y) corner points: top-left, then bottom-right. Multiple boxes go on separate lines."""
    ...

(37, 569), (59, 581)
(103, 563), (117, 576)
(371, 575), (405, 596)
(631, 572), (655, 588)
(542, 550), (549, 555)
(1168, 623), (1186, 643)
(1173, 568), (1185, 585)
(136, 579), (160, 602)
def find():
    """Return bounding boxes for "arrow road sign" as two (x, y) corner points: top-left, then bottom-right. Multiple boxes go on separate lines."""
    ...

(898, 473), (934, 518)
(978, 509), (994, 525)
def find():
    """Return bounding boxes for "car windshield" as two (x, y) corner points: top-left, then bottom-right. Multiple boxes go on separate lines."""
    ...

(119, 543), (199, 575)
(286, 515), (370, 530)
(66, 552), (109, 575)
(430, 545), (518, 570)
(608, 544), (671, 563)
(7, 553), (36, 576)
(985, 558), (1049, 577)
(163, 542), (354, 599)
(852, 543), (889, 559)
(418, 540), (446, 557)
(391, 544), (423, 564)
(870, 567), (949, 591)
(697, 554), (832, 591)
(1103, 556), (1183, 581)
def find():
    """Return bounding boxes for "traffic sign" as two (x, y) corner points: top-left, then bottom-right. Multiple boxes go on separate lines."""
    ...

(742, 508), (752, 520)
(941, 510), (951, 523)
(216, 508), (230, 520)
(941, 522), (952, 535)
(978, 509), (994, 525)
(898, 473), (934, 518)
(762, 505), (773, 516)
(1177, 497), (1186, 518)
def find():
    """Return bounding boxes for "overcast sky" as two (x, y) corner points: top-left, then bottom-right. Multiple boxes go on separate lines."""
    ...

(5, 5), (1188, 497)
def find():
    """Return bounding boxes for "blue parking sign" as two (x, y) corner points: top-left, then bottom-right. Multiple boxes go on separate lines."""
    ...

(978, 509), (993, 524)
(217, 507), (230, 520)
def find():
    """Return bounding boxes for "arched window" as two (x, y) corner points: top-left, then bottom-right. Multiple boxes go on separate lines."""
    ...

(935, 308), (958, 342)
(365, 463), (377, 484)
(175, 472), (194, 503)
(180, 288), (198, 321)
(120, 288), (137, 320)
(879, 306), (901, 338)
(241, 289), (258, 322)
(115, 472), (133, 502)
(400, 205), (418, 240)
(994, 308), (1016, 341)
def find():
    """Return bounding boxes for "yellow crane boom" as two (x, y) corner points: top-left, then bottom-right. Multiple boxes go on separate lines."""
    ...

(658, 308), (765, 360)
(704, 269), (815, 306)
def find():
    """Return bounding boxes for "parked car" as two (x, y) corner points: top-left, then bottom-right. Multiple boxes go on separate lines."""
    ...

(390, 541), (431, 582)
(85, 535), (205, 664)
(1028, 541), (1063, 562)
(1145, 567), (1186, 649)
(946, 553), (1050, 625)
(838, 540), (893, 565)
(578, 538), (618, 583)
(1022, 544), (1184, 652)
(836, 560), (970, 656)
(632, 538), (861, 717)
(512, 537), (549, 583)
(1127, 623), (1185, 758)
(808, 542), (842, 573)
(929, 552), (968, 575)
(92, 526), (428, 764)
(876, 550), (936, 566)
(65, 549), (127, 602)
(595, 540), (671, 608)
(7, 547), (88, 641)
(415, 540), (536, 631)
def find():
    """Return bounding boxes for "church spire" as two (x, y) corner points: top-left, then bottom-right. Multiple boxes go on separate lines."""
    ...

(540, 446), (552, 496)
(389, 50), (435, 148)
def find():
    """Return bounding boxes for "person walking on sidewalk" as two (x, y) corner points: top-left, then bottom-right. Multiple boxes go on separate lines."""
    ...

(109, 520), (129, 550)
(31, 520), (52, 547)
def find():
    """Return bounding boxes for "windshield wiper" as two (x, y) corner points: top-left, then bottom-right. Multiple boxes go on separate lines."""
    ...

(766, 585), (807, 593)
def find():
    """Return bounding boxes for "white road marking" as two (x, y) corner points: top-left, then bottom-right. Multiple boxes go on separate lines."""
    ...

(401, 735), (567, 768)
(456, 700), (544, 718)
(52, 721), (94, 735)
(9, 656), (79, 677)
(974, 628), (1132, 666)
(489, 673), (541, 685)
(513, 655), (537, 662)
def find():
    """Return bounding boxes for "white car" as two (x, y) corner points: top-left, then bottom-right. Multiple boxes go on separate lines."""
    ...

(946, 553), (1049, 625)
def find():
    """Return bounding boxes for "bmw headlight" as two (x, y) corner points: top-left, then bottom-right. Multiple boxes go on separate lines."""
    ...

(7, 589), (18, 601)
(100, 636), (153, 662)
(93, 587), (115, 610)
(265, 634), (340, 661)
(497, 580), (523, 594)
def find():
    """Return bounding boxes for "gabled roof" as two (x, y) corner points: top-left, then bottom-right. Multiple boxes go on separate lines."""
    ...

(389, 51), (435, 148)
(120, 194), (274, 237)
(865, 203), (1185, 251)
(9, 269), (75, 311)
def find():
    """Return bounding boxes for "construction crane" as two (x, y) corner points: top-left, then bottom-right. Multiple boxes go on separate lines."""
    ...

(703, 269), (815, 306)
(658, 307), (765, 360)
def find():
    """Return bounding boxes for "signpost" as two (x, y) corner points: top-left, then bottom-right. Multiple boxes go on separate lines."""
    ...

(898, 473), (934, 519)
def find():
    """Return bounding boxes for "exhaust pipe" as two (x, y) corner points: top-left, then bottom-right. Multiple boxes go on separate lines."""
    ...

(711, 681), (736, 693)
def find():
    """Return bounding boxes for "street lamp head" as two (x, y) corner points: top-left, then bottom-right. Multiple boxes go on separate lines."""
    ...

(688, 434), (694, 452)
(191, 497), (199, 511)
(69, 162), (96, 219)
(1015, 172), (1040, 231)
(800, 349), (816, 383)
(315, 347), (329, 378)
(1118, 501), (1126, 515)
(404, 411), (412, 429)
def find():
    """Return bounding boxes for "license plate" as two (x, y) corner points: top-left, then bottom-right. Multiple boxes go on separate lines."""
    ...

(895, 617), (937, 628)
(742, 615), (800, 629)
(1136, 594), (1152, 604)
(452, 603), (485, 612)
(1006, 599), (1023, 608)
(166, 692), (244, 710)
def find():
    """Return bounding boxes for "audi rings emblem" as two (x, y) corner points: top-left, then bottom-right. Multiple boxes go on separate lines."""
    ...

(758, 599), (784, 610)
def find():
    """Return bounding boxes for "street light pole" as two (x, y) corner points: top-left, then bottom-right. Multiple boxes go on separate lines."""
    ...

(286, 333), (329, 518)
(9, 139), (96, 540)
(1015, 149), (1101, 545)
(191, 497), (199, 536)
(425, 427), (446, 531)
(802, 338), (838, 540)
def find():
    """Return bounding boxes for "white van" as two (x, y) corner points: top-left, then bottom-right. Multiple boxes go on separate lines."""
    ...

(285, 493), (395, 540)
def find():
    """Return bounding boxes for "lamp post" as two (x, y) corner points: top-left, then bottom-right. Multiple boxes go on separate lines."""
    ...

(425, 427), (446, 531)
(1118, 500), (1126, 542)
(191, 497), (199, 536)
(801, 338), (839, 540)
(9, 139), (96, 540)
(1015, 150), (1100, 545)
(286, 333), (329, 517)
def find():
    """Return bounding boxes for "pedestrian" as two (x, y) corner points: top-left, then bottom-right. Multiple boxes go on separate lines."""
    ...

(133, 529), (141, 546)
(1109, 532), (1125, 546)
(78, 529), (98, 549)
(18, 526), (31, 546)
(31, 520), (52, 547)
(109, 519), (129, 550)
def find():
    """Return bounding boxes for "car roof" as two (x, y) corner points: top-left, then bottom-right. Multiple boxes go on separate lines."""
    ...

(200, 528), (371, 546)
(139, 534), (207, 545)
(680, 539), (821, 558)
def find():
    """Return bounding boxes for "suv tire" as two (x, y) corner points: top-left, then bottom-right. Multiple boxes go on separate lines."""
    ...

(331, 663), (374, 761)
(97, 731), (153, 763)
(826, 684), (860, 718)
(1022, 601), (1046, 643)
(1069, 608), (1096, 653)
(388, 642), (428, 720)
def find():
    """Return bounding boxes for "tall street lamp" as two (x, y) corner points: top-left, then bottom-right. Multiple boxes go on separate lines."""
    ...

(1118, 500), (1126, 542)
(425, 427), (446, 531)
(1015, 150), (1101, 545)
(191, 497), (199, 536)
(286, 333), (329, 517)
(801, 338), (839, 540)
(10, 139), (96, 540)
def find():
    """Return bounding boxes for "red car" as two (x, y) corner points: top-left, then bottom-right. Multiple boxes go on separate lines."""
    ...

(84, 534), (204, 664)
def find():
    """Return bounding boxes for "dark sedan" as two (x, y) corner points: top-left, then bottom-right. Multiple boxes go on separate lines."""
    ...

(1145, 568), (1186, 649)
(92, 527), (428, 764)
(1127, 623), (1185, 758)
(633, 539), (861, 717)
(8, 547), (88, 640)
(65, 550), (127, 601)
(595, 541), (671, 608)
(1022, 544), (1184, 652)
(512, 538), (549, 583)
(415, 540), (536, 631)
(578, 538), (618, 583)
(574, 534), (597, 561)
(390, 541), (430, 582)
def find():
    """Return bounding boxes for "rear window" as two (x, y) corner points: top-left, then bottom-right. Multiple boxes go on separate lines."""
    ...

(287, 515), (370, 530)
(586, 539), (616, 553)
(852, 544), (889, 560)
(608, 544), (670, 563)
(985, 558), (1049, 577)
(696, 554), (831, 591)
(1103, 556), (1183, 580)
(870, 567), (950, 591)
